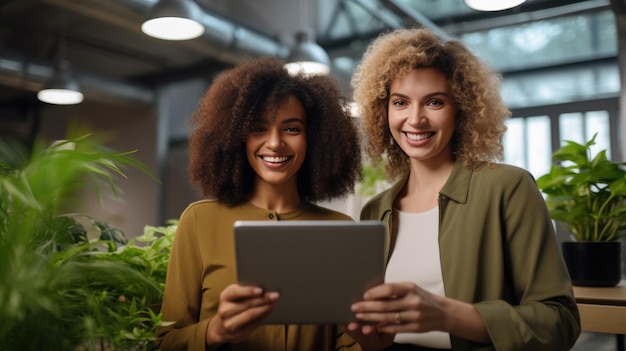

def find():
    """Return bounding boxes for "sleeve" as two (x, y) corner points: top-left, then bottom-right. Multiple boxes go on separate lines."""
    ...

(156, 205), (214, 351)
(334, 327), (362, 351)
(473, 171), (581, 351)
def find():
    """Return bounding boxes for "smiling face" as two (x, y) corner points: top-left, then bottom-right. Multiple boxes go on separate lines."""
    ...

(246, 94), (307, 192)
(388, 67), (457, 166)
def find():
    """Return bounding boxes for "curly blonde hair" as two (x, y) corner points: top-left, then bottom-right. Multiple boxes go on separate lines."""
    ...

(351, 28), (509, 180)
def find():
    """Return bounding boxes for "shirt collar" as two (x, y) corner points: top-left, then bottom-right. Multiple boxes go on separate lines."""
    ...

(380, 161), (473, 209)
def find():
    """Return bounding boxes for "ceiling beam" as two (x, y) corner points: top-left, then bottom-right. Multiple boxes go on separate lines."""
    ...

(443, 0), (611, 34)
(40, 0), (289, 64)
(381, 0), (453, 40)
(0, 53), (155, 106)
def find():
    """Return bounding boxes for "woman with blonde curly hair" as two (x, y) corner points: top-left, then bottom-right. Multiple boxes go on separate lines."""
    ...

(346, 28), (580, 351)
(157, 56), (362, 351)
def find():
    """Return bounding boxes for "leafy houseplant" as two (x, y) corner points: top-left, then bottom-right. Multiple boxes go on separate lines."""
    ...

(0, 134), (175, 350)
(357, 160), (389, 197)
(536, 133), (626, 286)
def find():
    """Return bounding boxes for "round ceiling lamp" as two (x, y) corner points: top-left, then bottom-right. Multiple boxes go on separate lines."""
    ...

(464, 0), (526, 11)
(141, 0), (205, 40)
(38, 60), (84, 105)
(284, 30), (331, 76)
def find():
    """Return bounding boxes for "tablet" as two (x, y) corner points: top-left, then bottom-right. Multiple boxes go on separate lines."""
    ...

(233, 220), (385, 325)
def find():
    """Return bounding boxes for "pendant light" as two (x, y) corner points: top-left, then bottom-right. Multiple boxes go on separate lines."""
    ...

(141, 0), (205, 41)
(284, 0), (330, 76)
(464, 0), (526, 11)
(284, 30), (330, 76)
(38, 37), (83, 105)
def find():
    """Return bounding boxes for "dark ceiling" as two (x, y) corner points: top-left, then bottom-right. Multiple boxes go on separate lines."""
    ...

(0, 0), (619, 109)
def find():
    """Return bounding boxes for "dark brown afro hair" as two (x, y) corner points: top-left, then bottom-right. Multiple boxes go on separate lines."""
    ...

(352, 28), (509, 180)
(188, 56), (362, 206)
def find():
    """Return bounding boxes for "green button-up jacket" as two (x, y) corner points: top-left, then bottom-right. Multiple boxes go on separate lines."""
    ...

(360, 162), (581, 351)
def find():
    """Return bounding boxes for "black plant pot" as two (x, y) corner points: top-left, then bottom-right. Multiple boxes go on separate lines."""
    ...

(561, 241), (622, 287)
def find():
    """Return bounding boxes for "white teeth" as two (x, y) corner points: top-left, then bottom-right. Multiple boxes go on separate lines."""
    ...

(262, 156), (290, 163)
(406, 132), (433, 141)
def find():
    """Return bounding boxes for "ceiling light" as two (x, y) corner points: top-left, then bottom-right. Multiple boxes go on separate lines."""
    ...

(464, 0), (526, 11)
(38, 60), (84, 105)
(284, 30), (330, 76)
(141, 0), (205, 40)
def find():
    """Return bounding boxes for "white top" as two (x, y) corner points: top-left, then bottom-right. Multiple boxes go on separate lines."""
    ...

(385, 207), (451, 349)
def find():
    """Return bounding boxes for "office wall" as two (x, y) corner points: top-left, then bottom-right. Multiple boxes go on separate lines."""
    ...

(37, 100), (160, 238)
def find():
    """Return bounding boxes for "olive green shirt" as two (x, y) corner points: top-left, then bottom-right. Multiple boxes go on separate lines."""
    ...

(360, 162), (581, 351)
(157, 200), (359, 351)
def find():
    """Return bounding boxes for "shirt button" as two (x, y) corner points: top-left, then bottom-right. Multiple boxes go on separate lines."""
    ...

(268, 213), (274, 219)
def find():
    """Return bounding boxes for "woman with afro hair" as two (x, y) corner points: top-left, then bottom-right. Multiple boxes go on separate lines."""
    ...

(345, 28), (580, 351)
(157, 56), (362, 351)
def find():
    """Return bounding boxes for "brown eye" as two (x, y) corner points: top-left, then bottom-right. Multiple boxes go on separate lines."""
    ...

(427, 99), (444, 106)
(284, 126), (302, 133)
(250, 126), (266, 134)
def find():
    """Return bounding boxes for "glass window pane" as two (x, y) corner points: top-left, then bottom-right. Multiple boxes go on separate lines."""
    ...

(525, 116), (551, 178)
(460, 11), (617, 72)
(504, 118), (525, 168)
(500, 62), (619, 109)
(559, 112), (584, 145)
(503, 116), (551, 178)
(585, 110), (610, 159)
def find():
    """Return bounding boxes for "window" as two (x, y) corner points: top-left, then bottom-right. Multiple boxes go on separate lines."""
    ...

(504, 98), (620, 178)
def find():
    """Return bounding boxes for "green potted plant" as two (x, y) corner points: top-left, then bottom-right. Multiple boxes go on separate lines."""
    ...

(536, 133), (626, 287)
(0, 133), (175, 350)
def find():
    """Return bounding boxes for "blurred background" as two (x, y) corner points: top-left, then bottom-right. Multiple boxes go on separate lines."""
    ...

(0, 0), (622, 233)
